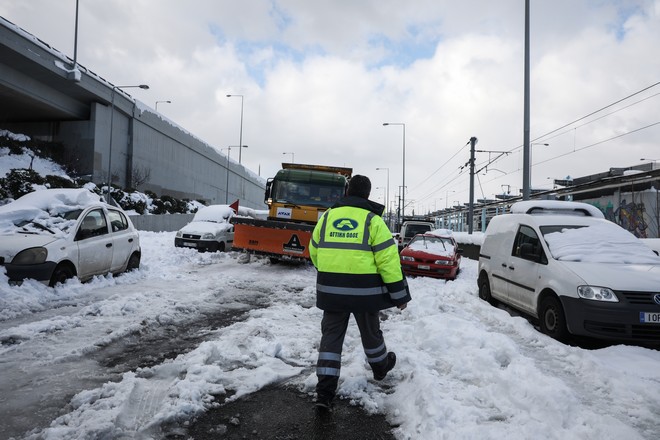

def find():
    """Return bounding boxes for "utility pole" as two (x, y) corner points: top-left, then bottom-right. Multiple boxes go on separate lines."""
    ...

(522, 0), (531, 200)
(468, 136), (477, 234)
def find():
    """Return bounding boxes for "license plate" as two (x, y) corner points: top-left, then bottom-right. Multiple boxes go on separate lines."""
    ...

(182, 242), (197, 248)
(640, 312), (660, 323)
(418, 265), (430, 270)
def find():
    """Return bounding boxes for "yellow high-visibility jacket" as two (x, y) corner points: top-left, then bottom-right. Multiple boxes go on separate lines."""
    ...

(309, 196), (411, 312)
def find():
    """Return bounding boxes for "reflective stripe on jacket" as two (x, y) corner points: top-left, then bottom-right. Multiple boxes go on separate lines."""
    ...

(309, 196), (411, 312)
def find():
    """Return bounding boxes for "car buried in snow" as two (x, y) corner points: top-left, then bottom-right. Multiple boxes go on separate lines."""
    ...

(174, 204), (235, 252)
(399, 229), (462, 280)
(0, 188), (141, 286)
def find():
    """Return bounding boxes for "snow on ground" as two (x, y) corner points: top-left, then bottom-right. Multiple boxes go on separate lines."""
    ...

(1, 232), (660, 439)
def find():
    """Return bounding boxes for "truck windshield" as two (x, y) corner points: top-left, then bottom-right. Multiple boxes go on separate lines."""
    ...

(272, 181), (344, 208)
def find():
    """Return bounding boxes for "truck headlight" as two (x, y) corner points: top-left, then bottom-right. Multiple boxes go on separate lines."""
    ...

(12, 247), (48, 265)
(202, 233), (214, 240)
(577, 286), (619, 302)
(175, 231), (183, 238)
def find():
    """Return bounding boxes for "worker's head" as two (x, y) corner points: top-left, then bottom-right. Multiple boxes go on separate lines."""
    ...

(347, 175), (371, 199)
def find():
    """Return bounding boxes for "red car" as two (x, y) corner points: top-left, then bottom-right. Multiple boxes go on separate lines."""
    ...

(400, 232), (462, 280)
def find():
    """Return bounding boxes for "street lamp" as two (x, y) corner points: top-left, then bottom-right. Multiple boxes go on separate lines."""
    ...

(155, 100), (171, 112)
(226, 94), (245, 164)
(222, 145), (248, 203)
(376, 167), (390, 228)
(375, 186), (386, 204)
(107, 84), (149, 202)
(283, 152), (295, 163)
(445, 190), (456, 209)
(383, 122), (405, 225)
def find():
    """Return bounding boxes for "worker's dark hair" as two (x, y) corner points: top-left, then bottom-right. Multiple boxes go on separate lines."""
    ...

(347, 175), (371, 199)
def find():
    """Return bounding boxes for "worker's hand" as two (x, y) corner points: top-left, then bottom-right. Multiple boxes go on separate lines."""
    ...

(397, 303), (407, 311)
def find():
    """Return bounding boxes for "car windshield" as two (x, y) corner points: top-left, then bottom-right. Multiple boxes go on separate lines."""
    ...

(192, 205), (234, 223)
(542, 223), (660, 264)
(408, 235), (455, 255)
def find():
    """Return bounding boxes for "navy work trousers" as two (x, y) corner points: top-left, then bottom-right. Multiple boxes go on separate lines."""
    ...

(316, 310), (389, 401)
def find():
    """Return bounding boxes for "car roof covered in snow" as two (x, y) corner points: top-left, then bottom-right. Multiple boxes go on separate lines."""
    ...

(192, 205), (235, 223)
(0, 188), (103, 236)
(510, 200), (604, 218)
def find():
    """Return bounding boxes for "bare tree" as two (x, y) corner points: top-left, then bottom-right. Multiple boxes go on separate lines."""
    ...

(131, 165), (152, 189)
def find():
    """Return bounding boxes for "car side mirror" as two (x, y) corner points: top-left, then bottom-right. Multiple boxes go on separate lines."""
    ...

(457, 248), (464, 254)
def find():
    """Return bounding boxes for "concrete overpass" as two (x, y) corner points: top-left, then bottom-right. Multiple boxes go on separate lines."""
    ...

(0, 16), (265, 208)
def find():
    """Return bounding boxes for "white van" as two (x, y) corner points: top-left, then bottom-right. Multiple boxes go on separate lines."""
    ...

(398, 220), (434, 250)
(477, 200), (660, 344)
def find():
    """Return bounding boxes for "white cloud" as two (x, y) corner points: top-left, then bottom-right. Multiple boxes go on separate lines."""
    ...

(1, 0), (659, 211)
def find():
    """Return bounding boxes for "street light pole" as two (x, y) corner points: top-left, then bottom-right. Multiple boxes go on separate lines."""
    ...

(223, 147), (231, 204)
(383, 122), (405, 224)
(283, 152), (295, 163)
(155, 100), (171, 112)
(376, 167), (390, 228)
(107, 84), (149, 202)
(226, 94), (244, 164)
(223, 145), (248, 204)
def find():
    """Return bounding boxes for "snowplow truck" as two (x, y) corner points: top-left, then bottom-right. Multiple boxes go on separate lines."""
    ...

(231, 163), (352, 262)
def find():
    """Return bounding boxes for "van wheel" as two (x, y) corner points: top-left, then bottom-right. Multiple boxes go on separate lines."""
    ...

(539, 296), (569, 342)
(478, 275), (497, 305)
(49, 264), (74, 287)
(218, 242), (226, 252)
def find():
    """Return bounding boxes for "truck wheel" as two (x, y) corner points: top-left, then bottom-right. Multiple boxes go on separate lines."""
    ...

(539, 296), (569, 342)
(49, 264), (74, 287)
(218, 242), (226, 252)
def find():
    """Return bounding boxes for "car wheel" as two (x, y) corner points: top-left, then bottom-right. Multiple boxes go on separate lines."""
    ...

(539, 296), (569, 342)
(49, 264), (74, 287)
(478, 274), (497, 305)
(126, 253), (140, 272)
(218, 241), (226, 252)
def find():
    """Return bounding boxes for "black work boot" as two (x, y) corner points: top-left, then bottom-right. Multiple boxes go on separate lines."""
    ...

(315, 394), (334, 412)
(373, 352), (396, 381)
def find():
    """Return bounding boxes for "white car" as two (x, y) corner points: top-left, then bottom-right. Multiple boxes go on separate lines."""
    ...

(478, 200), (660, 344)
(0, 188), (141, 286)
(175, 205), (235, 252)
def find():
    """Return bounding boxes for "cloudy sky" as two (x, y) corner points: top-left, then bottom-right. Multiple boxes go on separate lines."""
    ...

(2, 0), (659, 213)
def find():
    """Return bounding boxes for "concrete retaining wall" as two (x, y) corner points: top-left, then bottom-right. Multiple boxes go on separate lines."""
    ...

(129, 213), (194, 232)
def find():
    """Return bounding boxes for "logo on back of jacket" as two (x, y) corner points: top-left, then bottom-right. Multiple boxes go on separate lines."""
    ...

(330, 218), (360, 238)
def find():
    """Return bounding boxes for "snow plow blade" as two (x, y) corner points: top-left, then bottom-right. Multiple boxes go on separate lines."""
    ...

(231, 217), (314, 261)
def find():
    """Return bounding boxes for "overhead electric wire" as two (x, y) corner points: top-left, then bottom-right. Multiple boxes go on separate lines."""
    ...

(411, 80), (660, 209)
(533, 80), (660, 141)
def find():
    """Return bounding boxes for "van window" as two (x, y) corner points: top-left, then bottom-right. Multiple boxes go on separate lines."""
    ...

(512, 225), (547, 263)
(404, 224), (432, 238)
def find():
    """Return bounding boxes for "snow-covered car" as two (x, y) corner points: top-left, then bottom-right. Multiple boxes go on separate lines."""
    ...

(477, 200), (660, 344)
(174, 204), (235, 252)
(400, 229), (462, 280)
(0, 188), (141, 286)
